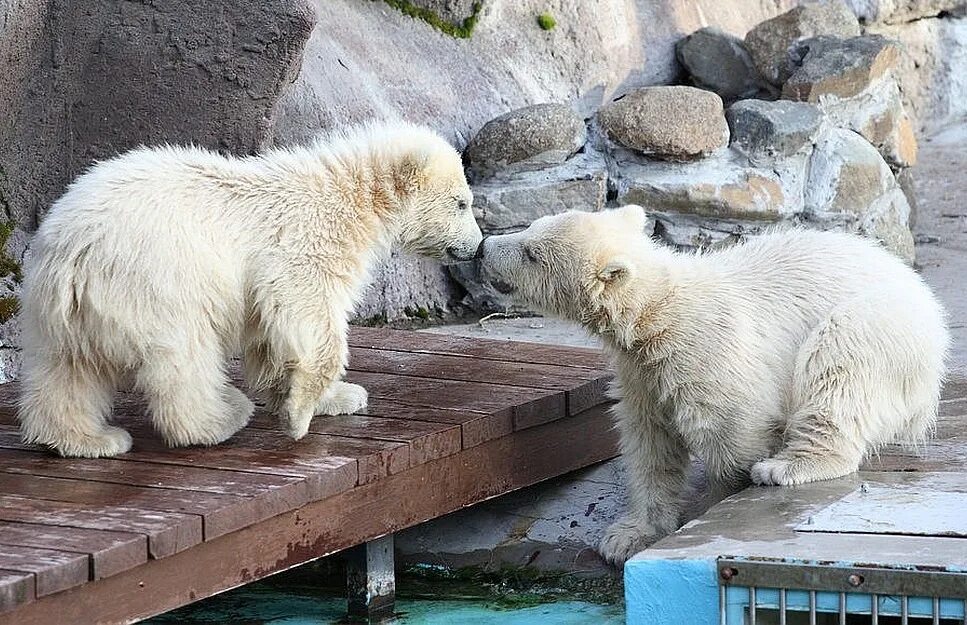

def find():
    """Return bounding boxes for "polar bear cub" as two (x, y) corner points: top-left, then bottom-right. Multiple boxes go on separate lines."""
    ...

(19, 121), (482, 458)
(479, 205), (948, 564)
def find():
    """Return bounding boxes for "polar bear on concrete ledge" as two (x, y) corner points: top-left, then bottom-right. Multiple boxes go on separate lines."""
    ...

(18, 121), (482, 458)
(477, 205), (948, 565)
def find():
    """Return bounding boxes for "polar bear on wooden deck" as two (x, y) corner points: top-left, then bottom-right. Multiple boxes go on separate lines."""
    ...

(18, 121), (482, 458)
(478, 206), (948, 565)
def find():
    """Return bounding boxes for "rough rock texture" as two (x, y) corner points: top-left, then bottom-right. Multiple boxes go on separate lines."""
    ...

(844, 0), (966, 24)
(463, 104), (587, 181)
(782, 35), (900, 102)
(410, 0), (479, 25)
(804, 128), (914, 260)
(612, 154), (786, 223)
(0, 0), (314, 370)
(726, 99), (824, 163)
(468, 153), (607, 233)
(676, 27), (768, 102)
(745, 0), (862, 85)
(864, 15), (967, 133)
(0, 0), (315, 228)
(597, 87), (729, 160)
(802, 67), (918, 169)
(269, 0), (799, 323)
(0, 226), (28, 382)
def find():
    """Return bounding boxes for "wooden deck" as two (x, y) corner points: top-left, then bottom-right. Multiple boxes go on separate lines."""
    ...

(0, 327), (618, 624)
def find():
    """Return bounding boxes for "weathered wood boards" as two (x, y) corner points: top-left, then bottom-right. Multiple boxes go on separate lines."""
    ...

(0, 328), (617, 623)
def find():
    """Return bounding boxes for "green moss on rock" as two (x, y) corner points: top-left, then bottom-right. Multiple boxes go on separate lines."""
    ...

(537, 12), (556, 31)
(381, 0), (482, 38)
(0, 296), (18, 324)
(0, 222), (21, 283)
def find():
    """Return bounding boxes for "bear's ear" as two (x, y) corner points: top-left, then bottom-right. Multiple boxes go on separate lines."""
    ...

(614, 204), (647, 232)
(597, 257), (633, 284)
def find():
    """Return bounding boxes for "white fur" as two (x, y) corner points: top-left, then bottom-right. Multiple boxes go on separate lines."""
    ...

(18, 121), (482, 458)
(479, 206), (949, 565)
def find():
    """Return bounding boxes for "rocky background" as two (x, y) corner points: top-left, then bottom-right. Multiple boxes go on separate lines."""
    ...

(1, 0), (965, 378)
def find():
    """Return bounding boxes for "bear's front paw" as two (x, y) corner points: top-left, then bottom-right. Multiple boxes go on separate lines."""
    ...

(751, 458), (794, 486)
(315, 382), (368, 416)
(599, 517), (664, 566)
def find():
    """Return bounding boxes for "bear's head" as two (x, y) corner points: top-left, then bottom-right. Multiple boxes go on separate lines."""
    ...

(389, 127), (482, 264)
(478, 205), (660, 338)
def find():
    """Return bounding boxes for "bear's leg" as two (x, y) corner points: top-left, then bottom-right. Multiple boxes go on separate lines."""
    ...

(18, 353), (129, 458)
(275, 313), (368, 440)
(599, 399), (690, 566)
(137, 338), (251, 448)
(243, 339), (287, 414)
(751, 296), (936, 486)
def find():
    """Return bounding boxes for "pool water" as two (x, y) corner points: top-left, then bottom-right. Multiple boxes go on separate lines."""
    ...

(148, 586), (624, 624)
(146, 563), (624, 625)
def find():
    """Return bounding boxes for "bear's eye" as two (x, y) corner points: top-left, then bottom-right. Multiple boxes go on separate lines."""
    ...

(457, 199), (469, 211)
(524, 246), (539, 263)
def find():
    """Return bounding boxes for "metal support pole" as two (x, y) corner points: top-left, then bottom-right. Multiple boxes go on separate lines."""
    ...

(346, 533), (396, 621)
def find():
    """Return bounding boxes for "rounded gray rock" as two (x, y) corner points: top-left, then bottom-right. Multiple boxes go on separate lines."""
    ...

(675, 27), (766, 102)
(726, 99), (823, 163)
(597, 86), (729, 160)
(744, 0), (861, 86)
(464, 103), (587, 180)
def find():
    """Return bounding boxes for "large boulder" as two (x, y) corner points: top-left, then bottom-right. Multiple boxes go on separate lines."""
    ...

(0, 0), (315, 228)
(805, 128), (913, 260)
(675, 27), (768, 102)
(726, 99), (824, 164)
(463, 104), (587, 181)
(745, 0), (861, 85)
(782, 35), (900, 102)
(611, 153), (787, 223)
(597, 87), (729, 160)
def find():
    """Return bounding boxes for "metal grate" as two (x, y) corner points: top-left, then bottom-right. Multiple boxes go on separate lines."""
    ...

(718, 559), (967, 625)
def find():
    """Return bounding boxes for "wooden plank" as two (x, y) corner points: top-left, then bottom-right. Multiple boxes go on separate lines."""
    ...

(0, 496), (200, 560)
(0, 570), (32, 613)
(939, 396), (967, 417)
(0, 431), (304, 497)
(248, 411), (462, 467)
(348, 347), (610, 420)
(349, 345), (601, 386)
(0, 464), (275, 543)
(108, 426), (370, 487)
(941, 378), (967, 401)
(348, 326), (608, 370)
(0, 403), (619, 624)
(0, 521), (145, 581)
(356, 398), (512, 450)
(344, 370), (566, 431)
(0, 545), (89, 597)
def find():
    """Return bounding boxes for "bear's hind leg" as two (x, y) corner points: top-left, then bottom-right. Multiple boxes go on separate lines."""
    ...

(752, 301), (890, 486)
(18, 353), (129, 458)
(138, 337), (251, 448)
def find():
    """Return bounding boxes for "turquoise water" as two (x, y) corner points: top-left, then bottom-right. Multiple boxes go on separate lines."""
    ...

(148, 586), (624, 625)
